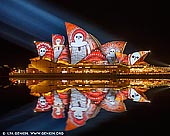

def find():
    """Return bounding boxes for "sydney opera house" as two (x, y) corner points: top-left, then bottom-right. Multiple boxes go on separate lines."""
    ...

(9, 22), (170, 77)
(26, 22), (150, 74)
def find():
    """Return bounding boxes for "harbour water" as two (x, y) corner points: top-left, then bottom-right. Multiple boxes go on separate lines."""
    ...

(0, 78), (170, 136)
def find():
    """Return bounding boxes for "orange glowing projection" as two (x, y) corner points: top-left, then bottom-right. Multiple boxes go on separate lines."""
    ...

(52, 34), (65, 63)
(65, 22), (99, 64)
(57, 45), (71, 64)
(65, 89), (89, 130)
(128, 50), (150, 65)
(100, 41), (127, 64)
(51, 91), (65, 119)
(34, 41), (54, 61)
(80, 48), (107, 64)
(128, 88), (150, 102)
(34, 95), (52, 112)
(100, 90), (127, 112)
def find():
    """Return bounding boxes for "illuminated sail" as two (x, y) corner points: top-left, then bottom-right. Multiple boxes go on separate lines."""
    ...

(118, 87), (150, 103)
(34, 41), (54, 61)
(83, 88), (108, 105)
(116, 52), (128, 64)
(52, 34), (65, 63)
(57, 45), (71, 64)
(58, 91), (70, 110)
(65, 88), (89, 131)
(128, 88), (150, 102)
(79, 48), (107, 64)
(100, 90), (127, 112)
(128, 50), (150, 65)
(65, 22), (99, 64)
(100, 41), (127, 64)
(34, 95), (52, 112)
(51, 91), (65, 119)
(89, 33), (101, 47)
(43, 92), (54, 106)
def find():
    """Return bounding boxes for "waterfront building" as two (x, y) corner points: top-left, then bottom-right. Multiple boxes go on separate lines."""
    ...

(26, 22), (150, 74)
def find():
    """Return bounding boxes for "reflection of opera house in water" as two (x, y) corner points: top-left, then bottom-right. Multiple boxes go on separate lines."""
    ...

(17, 22), (169, 75)
(9, 78), (169, 131)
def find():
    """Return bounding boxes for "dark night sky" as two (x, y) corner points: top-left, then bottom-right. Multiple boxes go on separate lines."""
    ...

(0, 0), (169, 68)
(52, 0), (170, 65)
